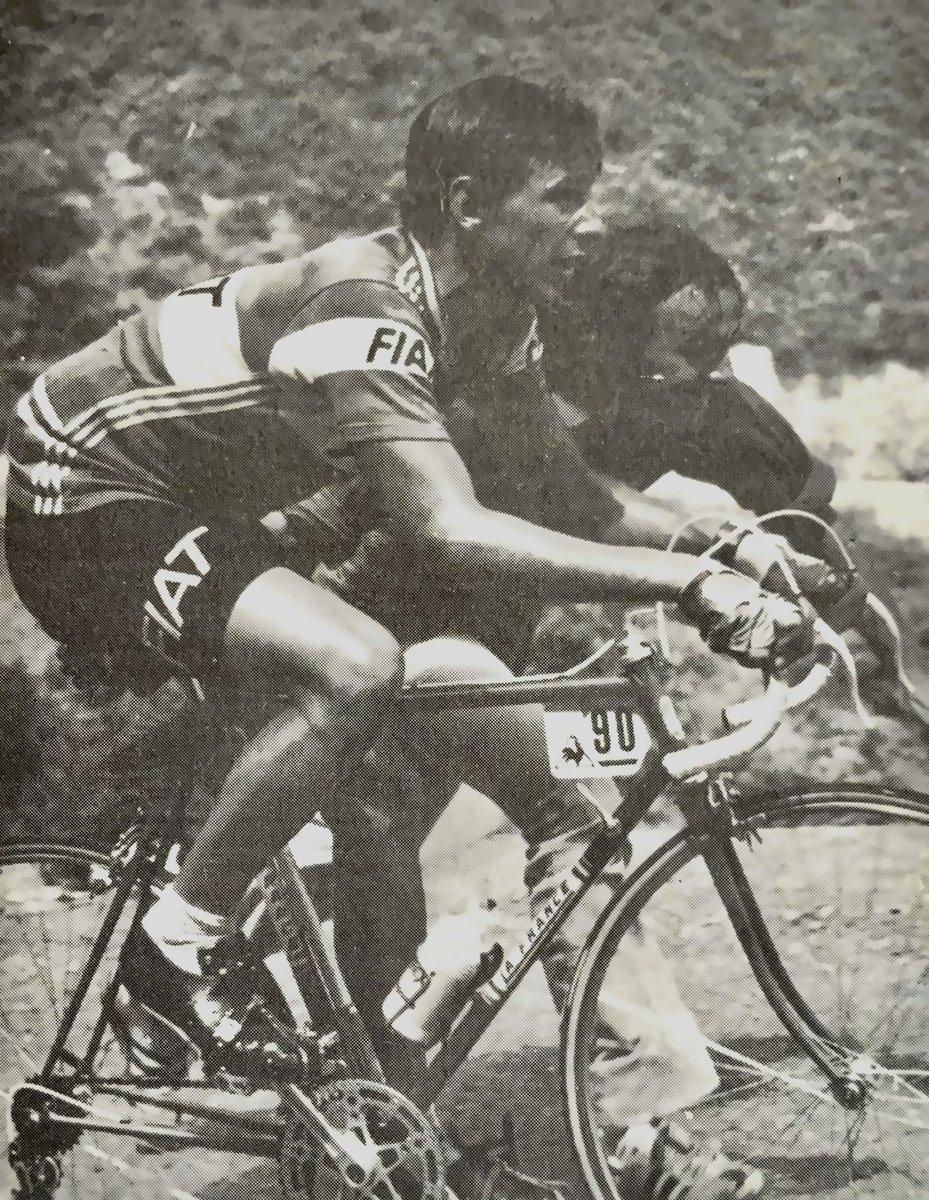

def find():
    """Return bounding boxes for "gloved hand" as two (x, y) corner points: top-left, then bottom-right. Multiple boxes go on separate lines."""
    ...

(679, 565), (815, 668)
(714, 521), (851, 608)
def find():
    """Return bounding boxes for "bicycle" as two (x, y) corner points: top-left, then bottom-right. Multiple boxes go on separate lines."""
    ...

(2, 521), (929, 1200)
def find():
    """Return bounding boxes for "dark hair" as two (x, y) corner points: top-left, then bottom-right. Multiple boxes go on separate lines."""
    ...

(403, 76), (601, 239)
(543, 222), (744, 395)
(582, 222), (741, 328)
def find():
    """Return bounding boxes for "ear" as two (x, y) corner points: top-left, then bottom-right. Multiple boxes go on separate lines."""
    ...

(447, 175), (482, 230)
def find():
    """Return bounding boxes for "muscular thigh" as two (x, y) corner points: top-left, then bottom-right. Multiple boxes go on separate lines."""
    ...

(222, 567), (402, 703)
(6, 500), (400, 713)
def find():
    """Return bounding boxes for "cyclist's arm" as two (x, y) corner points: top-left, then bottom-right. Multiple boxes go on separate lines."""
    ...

(597, 472), (751, 551)
(503, 371), (754, 553)
(353, 437), (704, 603)
(472, 374), (746, 553)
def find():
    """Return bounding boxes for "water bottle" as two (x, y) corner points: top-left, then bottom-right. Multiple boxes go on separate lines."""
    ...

(383, 912), (502, 1047)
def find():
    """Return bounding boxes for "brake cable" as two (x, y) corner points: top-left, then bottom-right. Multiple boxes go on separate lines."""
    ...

(643, 507), (929, 730)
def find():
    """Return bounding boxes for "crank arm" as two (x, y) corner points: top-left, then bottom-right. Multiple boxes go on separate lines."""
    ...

(282, 1081), (382, 1189)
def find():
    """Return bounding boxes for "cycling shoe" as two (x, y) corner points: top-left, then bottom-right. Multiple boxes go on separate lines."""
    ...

(112, 925), (258, 1077)
(607, 1120), (764, 1200)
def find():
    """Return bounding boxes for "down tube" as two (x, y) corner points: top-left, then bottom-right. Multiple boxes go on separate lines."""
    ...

(423, 751), (669, 1103)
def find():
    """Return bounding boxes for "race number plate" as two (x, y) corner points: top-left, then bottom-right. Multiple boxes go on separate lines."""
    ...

(543, 709), (652, 779)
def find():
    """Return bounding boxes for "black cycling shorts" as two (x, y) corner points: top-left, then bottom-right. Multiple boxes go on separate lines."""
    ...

(4, 501), (287, 680)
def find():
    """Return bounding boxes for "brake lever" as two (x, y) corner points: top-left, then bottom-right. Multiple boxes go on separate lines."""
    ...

(724, 621), (871, 731)
(813, 618), (874, 729)
(860, 593), (929, 727)
(656, 508), (926, 731)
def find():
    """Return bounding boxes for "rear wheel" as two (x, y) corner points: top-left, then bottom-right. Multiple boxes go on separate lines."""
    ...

(0, 841), (271, 1200)
(564, 787), (929, 1200)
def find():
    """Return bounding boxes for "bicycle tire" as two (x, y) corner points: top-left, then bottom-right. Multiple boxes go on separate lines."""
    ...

(563, 786), (929, 1200)
(0, 844), (272, 1200)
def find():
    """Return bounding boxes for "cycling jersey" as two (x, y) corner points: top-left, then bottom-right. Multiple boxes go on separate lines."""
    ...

(7, 228), (541, 527)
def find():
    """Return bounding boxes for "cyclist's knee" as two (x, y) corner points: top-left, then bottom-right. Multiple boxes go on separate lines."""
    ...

(287, 640), (403, 733)
(528, 604), (613, 673)
(319, 626), (404, 712)
(224, 567), (403, 715)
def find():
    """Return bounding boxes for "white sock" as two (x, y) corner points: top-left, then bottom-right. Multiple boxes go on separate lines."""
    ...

(141, 883), (229, 975)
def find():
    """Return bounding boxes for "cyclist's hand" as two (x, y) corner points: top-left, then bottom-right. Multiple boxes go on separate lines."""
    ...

(679, 566), (815, 668)
(716, 523), (849, 607)
(721, 526), (793, 582)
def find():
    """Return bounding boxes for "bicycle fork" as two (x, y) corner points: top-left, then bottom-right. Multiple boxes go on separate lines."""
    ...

(696, 779), (866, 1107)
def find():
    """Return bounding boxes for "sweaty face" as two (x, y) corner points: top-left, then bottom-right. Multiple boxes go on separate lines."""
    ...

(473, 160), (600, 301)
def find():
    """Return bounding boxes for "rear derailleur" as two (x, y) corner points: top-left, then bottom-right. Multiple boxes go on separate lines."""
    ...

(8, 1080), (87, 1200)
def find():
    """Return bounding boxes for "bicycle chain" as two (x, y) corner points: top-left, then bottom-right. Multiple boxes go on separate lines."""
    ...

(8, 1070), (272, 1200)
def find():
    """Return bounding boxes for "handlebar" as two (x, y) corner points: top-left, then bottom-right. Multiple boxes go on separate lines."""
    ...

(652, 507), (929, 778)
(398, 515), (925, 780)
(721, 626), (841, 731)
(662, 675), (792, 780)
(660, 644), (840, 781)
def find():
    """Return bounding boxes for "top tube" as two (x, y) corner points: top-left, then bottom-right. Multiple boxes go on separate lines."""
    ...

(396, 672), (637, 712)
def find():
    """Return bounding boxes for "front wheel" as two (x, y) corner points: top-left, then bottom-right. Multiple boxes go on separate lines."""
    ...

(563, 786), (929, 1200)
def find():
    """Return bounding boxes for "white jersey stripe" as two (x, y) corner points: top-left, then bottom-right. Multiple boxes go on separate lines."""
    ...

(17, 393), (56, 453)
(63, 375), (266, 441)
(83, 394), (268, 449)
(31, 460), (71, 493)
(77, 383), (272, 448)
(33, 374), (65, 431)
(67, 379), (270, 446)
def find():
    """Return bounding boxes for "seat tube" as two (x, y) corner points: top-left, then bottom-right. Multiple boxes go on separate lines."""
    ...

(271, 848), (386, 1083)
(47, 792), (186, 1077)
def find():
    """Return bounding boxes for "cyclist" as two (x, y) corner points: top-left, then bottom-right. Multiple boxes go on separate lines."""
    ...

(542, 221), (836, 535)
(291, 221), (845, 1197)
(529, 220), (888, 675)
(5, 75), (810, 1198)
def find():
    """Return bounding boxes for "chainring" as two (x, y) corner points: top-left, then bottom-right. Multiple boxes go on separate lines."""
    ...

(280, 1078), (445, 1200)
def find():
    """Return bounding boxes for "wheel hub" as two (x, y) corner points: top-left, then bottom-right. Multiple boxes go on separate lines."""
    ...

(830, 1072), (868, 1109)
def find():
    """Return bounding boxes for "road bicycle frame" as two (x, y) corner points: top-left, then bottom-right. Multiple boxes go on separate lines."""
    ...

(17, 633), (863, 1167)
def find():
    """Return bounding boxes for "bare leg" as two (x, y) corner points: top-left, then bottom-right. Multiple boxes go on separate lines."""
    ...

(173, 569), (404, 987)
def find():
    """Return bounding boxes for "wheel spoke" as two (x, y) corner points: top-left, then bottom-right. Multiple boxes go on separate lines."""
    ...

(376, 1166), (405, 1200)
(705, 1039), (831, 1100)
(566, 791), (929, 1200)
(0, 844), (178, 1200)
